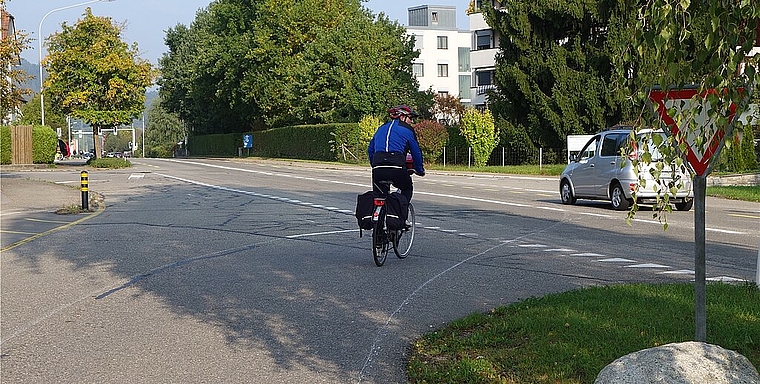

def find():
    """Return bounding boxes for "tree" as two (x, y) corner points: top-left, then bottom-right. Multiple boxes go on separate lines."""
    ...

(146, 95), (185, 158)
(616, 0), (759, 343)
(460, 108), (498, 166)
(431, 93), (465, 125)
(0, 0), (32, 124)
(44, 8), (154, 158)
(484, 0), (639, 150)
(19, 93), (66, 133)
(158, 0), (420, 133)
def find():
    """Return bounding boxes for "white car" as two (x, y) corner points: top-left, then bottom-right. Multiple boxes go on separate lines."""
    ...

(560, 127), (694, 211)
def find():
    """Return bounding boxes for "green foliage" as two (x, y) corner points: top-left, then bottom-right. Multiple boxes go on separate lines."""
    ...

(0, 126), (11, 164)
(0, 125), (56, 164)
(88, 157), (131, 169)
(252, 125), (337, 160)
(331, 116), (377, 162)
(188, 124), (346, 161)
(145, 95), (186, 158)
(714, 127), (760, 173)
(495, 117), (539, 165)
(460, 108), (498, 167)
(413, 119), (449, 163)
(0, 10), (32, 122)
(158, 0), (420, 134)
(32, 125), (57, 164)
(615, 0), (760, 222)
(45, 8), (155, 158)
(484, 0), (636, 150)
(19, 94), (67, 135)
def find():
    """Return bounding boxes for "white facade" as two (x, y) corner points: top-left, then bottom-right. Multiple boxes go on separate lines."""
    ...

(467, 0), (501, 108)
(407, 5), (471, 105)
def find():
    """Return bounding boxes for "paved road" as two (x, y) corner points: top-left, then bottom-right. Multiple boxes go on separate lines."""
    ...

(1, 158), (758, 383)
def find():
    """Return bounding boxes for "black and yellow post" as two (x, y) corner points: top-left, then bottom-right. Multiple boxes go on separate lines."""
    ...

(80, 171), (89, 211)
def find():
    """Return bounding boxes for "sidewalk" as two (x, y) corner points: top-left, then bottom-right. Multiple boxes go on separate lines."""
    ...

(1, 159), (89, 212)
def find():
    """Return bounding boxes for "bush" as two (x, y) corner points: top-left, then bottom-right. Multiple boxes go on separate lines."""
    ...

(1, 126), (11, 165)
(460, 108), (498, 167)
(332, 117), (377, 163)
(413, 119), (448, 163)
(33, 126), (57, 164)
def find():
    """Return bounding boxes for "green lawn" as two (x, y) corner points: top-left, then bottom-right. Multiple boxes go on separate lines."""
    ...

(408, 283), (760, 383)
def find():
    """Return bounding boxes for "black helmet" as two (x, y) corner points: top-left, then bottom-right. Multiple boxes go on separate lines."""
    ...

(388, 104), (419, 119)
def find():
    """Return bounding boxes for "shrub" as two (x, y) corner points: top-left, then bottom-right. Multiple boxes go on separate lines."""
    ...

(460, 108), (498, 167)
(33, 126), (57, 164)
(1, 126), (10, 165)
(413, 119), (448, 163)
(332, 116), (378, 162)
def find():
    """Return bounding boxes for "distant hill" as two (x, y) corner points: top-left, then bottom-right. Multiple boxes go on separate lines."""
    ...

(19, 58), (40, 98)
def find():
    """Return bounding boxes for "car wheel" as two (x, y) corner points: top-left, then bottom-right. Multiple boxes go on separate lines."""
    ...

(675, 198), (694, 211)
(560, 180), (576, 205)
(610, 183), (631, 211)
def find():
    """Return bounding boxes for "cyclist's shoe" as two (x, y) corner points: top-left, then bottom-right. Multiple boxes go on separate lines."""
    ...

(403, 220), (412, 230)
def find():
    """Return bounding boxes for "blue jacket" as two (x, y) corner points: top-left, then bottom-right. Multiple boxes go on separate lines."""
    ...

(367, 119), (424, 175)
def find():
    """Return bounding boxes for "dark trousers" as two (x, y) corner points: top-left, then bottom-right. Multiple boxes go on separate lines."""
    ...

(372, 167), (413, 202)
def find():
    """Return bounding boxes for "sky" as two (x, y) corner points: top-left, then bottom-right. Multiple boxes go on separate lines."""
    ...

(7, 0), (471, 66)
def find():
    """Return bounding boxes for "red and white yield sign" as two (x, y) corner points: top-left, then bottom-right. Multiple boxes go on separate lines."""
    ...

(649, 88), (740, 176)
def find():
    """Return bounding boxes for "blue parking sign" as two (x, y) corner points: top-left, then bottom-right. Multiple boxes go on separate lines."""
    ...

(243, 134), (253, 149)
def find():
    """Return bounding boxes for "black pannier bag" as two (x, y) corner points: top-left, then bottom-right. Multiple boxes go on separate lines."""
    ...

(355, 191), (377, 230)
(384, 192), (409, 230)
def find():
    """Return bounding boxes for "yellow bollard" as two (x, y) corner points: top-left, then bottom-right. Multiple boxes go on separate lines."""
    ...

(80, 171), (89, 210)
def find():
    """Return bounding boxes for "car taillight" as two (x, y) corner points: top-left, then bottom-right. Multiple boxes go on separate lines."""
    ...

(629, 183), (637, 191)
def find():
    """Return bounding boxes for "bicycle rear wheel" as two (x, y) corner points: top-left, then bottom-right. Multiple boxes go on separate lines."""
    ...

(393, 203), (415, 258)
(372, 219), (389, 267)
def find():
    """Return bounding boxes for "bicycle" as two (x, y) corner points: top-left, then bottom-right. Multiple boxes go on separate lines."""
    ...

(371, 180), (416, 267)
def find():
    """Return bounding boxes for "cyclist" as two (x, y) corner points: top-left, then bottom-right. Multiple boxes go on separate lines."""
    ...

(367, 105), (425, 203)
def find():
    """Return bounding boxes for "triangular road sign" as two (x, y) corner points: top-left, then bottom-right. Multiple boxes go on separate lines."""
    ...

(648, 89), (739, 176)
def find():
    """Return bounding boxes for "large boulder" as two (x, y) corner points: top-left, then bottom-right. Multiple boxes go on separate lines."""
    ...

(595, 341), (760, 384)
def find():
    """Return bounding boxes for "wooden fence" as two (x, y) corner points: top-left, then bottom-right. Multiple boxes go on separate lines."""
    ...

(11, 125), (33, 164)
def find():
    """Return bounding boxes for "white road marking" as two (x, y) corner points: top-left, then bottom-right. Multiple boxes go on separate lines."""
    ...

(624, 263), (671, 269)
(597, 258), (636, 263)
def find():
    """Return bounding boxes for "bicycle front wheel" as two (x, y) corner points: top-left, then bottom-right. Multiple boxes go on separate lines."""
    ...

(393, 203), (415, 258)
(372, 219), (389, 267)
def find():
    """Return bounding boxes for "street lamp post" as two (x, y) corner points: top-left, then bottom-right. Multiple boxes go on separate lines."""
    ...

(38, 0), (115, 126)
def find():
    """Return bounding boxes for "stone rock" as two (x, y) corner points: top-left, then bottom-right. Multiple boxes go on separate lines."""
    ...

(595, 341), (760, 384)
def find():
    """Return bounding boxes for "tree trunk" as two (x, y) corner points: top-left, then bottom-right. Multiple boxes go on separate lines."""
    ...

(92, 126), (102, 159)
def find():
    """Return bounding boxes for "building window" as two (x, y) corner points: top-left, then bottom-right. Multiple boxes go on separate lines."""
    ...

(412, 34), (423, 51)
(458, 47), (471, 72)
(476, 70), (493, 85)
(413, 63), (424, 77)
(475, 29), (493, 50)
(437, 36), (448, 50)
(432, 12), (438, 23)
(459, 75), (471, 97)
(438, 91), (449, 97)
(438, 64), (449, 77)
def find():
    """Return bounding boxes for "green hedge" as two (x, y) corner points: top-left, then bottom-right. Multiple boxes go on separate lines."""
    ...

(1, 126), (10, 165)
(188, 123), (358, 162)
(33, 126), (57, 164)
(0, 125), (57, 164)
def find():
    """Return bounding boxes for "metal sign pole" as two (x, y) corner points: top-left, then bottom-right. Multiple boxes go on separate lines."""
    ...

(693, 175), (707, 342)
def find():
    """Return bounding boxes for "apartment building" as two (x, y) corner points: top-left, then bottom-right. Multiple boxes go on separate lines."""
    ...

(466, 0), (500, 109)
(406, 5), (472, 105)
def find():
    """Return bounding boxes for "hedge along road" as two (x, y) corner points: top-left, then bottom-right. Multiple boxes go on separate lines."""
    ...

(1, 157), (757, 383)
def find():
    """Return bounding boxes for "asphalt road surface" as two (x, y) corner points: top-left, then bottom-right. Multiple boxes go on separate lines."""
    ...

(2, 158), (758, 383)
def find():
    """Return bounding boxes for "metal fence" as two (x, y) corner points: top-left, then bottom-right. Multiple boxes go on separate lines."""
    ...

(438, 146), (567, 166)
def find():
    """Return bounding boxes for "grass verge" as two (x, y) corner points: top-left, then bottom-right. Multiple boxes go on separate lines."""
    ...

(88, 157), (131, 169)
(428, 164), (566, 176)
(408, 283), (760, 383)
(706, 185), (760, 202)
